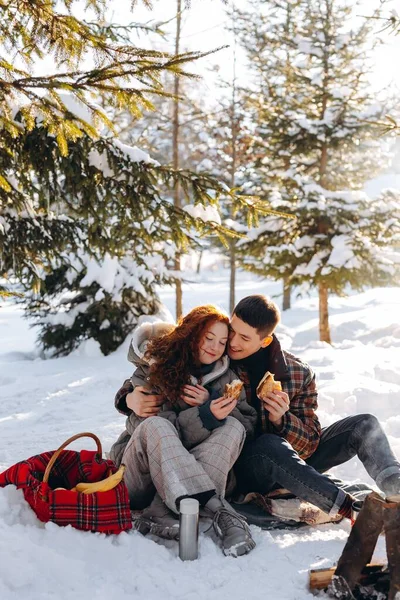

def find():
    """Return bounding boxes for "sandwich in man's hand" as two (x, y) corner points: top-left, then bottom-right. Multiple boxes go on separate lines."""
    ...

(256, 371), (282, 400)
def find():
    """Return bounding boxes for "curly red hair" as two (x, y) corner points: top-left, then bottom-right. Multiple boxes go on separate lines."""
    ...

(146, 305), (229, 405)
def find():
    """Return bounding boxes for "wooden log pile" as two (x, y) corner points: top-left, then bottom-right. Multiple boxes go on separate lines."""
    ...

(309, 492), (400, 600)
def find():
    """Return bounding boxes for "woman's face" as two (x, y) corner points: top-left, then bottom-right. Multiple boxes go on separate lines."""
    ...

(198, 321), (229, 364)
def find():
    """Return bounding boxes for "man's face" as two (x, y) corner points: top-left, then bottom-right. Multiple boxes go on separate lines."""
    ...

(228, 315), (271, 360)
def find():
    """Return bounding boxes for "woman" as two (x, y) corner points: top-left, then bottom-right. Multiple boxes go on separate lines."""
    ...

(110, 305), (257, 557)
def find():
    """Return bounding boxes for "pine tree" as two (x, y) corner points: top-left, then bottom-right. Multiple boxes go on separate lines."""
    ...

(172, 0), (184, 319)
(235, 0), (398, 342)
(234, 0), (305, 311)
(0, 1), (222, 277)
(99, 31), (260, 306)
(0, 0), (258, 354)
(203, 85), (256, 311)
(15, 127), (240, 354)
(212, 6), (251, 313)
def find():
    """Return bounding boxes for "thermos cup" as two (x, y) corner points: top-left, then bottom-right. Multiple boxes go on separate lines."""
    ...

(179, 498), (199, 561)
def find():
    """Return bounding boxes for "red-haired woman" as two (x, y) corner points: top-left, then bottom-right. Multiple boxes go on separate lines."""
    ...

(110, 305), (257, 557)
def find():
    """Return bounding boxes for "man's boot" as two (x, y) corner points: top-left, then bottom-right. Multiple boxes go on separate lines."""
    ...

(384, 496), (400, 600)
(204, 495), (256, 557)
(382, 474), (400, 498)
(132, 493), (179, 540)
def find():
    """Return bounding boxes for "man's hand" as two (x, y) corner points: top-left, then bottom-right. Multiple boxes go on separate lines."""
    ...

(126, 386), (164, 417)
(260, 390), (290, 428)
(210, 396), (238, 420)
(181, 384), (210, 407)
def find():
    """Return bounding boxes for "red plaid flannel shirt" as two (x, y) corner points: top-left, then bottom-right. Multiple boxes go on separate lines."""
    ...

(235, 350), (321, 460)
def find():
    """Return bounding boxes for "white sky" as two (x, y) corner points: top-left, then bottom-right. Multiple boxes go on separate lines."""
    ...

(29, 0), (400, 101)
(107, 0), (400, 95)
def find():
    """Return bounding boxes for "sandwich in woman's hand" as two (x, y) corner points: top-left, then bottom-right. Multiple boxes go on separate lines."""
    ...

(223, 379), (244, 402)
(256, 371), (282, 400)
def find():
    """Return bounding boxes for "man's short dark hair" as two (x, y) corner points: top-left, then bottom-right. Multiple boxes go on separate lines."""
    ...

(233, 295), (280, 337)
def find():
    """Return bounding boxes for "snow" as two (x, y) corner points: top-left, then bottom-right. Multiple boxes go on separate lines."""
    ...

(294, 36), (324, 58)
(293, 250), (330, 277)
(364, 174), (400, 199)
(113, 139), (156, 165)
(183, 203), (221, 225)
(331, 86), (352, 99)
(294, 236), (316, 252)
(56, 92), (101, 126)
(88, 148), (115, 177)
(197, 158), (214, 171)
(63, 251), (163, 305)
(88, 138), (156, 178)
(224, 218), (248, 233)
(324, 235), (360, 270)
(0, 271), (398, 600)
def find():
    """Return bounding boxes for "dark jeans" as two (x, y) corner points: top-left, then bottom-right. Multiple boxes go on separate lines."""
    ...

(235, 414), (400, 514)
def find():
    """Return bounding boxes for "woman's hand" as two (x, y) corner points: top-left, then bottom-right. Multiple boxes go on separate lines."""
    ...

(181, 384), (210, 407)
(210, 395), (238, 420)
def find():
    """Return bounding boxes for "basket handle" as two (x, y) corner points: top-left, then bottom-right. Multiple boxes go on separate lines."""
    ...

(43, 432), (102, 485)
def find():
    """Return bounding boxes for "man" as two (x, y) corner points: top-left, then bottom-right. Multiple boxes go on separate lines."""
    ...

(228, 294), (400, 518)
(113, 295), (400, 532)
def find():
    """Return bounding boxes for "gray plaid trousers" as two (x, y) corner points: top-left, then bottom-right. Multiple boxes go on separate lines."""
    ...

(122, 416), (246, 513)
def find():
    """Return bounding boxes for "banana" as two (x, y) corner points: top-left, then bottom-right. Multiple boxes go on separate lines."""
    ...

(72, 465), (126, 494)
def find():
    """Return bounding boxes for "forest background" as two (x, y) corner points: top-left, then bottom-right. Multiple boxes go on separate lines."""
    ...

(1, 0), (400, 355)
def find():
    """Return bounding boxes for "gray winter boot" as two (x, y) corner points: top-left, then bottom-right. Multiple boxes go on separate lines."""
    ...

(382, 474), (400, 499)
(204, 495), (256, 557)
(132, 493), (180, 540)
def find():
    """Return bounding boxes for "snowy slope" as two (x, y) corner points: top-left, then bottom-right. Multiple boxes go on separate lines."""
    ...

(0, 272), (398, 600)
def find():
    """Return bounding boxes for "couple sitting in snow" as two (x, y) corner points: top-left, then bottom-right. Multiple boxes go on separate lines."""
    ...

(110, 294), (400, 557)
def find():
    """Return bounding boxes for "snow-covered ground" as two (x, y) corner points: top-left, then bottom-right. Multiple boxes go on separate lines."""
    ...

(0, 271), (399, 600)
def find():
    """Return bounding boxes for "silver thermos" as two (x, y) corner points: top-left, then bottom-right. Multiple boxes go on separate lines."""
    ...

(179, 498), (199, 561)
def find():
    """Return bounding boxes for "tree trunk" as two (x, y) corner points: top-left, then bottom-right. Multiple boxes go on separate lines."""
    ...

(318, 281), (331, 343)
(319, 145), (328, 186)
(282, 7), (293, 316)
(317, 18), (331, 342)
(229, 241), (236, 313)
(196, 250), (203, 275)
(174, 260), (182, 319)
(173, 0), (182, 318)
(227, 15), (238, 315)
(282, 280), (291, 311)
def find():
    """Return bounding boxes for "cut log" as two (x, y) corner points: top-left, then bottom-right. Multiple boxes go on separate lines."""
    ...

(384, 500), (400, 600)
(310, 566), (336, 590)
(309, 563), (386, 591)
(334, 491), (384, 590)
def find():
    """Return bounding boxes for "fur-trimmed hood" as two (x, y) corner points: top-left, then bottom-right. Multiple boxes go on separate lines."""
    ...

(127, 320), (175, 366)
